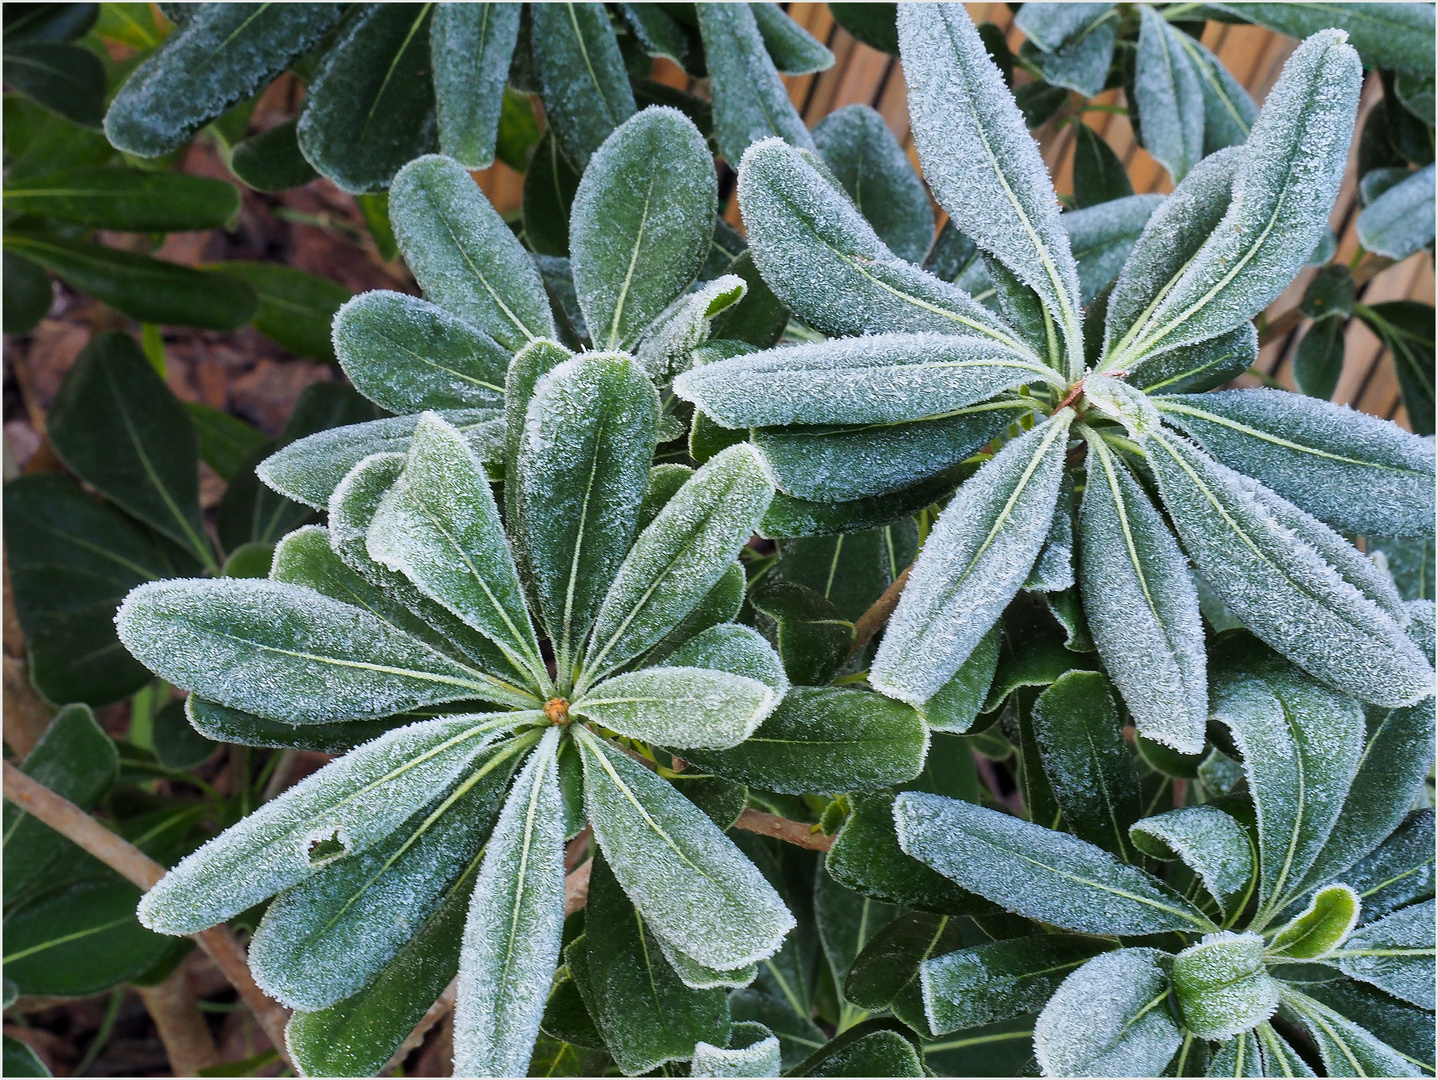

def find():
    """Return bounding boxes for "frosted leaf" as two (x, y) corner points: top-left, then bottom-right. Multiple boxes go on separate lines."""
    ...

(920, 935), (1108, 1036)
(1130, 806), (1255, 923)
(674, 332), (1059, 428)
(184, 696), (402, 755)
(898, 3), (1084, 378)
(637, 275), (748, 383)
(389, 154), (555, 352)
(1356, 163), (1436, 261)
(1025, 472), (1074, 593)
(1033, 948), (1182, 1078)
(1078, 435), (1207, 752)
(115, 577), (534, 719)
(642, 563), (748, 665)
(249, 733), (533, 1009)
(923, 624), (1000, 733)
(1209, 655), (1364, 921)
(257, 409), (502, 510)
(695, 4), (813, 165)
(530, 3), (635, 171)
(453, 728), (566, 1079)
(570, 108), (717, 351)
(503, 338), (573, 607)
(1134, 8), (1205, 183)
(617, 4), (694, 72)
(693, 1024), (782, 1078)
(582, 444), (774, 684)
(1101, 148), (1241, 365)
(751, 3), (833, 75)
(1031, 14), (1118, 99)
(653, 934), (759, 991)
(1155, 388), (1436, 538)
(662, 623), (789, 697)
(1331, 899), (1436, 1009)
(516, 355), (657, 674)
(531, 254), (588, 340)
(1268, 884), (1360, 961)
(367, 413), (545, 689)
(1063, 194), (1165, 305)
(1178, 33), (1259, 155)
(332, 291), (508, 414)
(735, 138), (1032, 352)
(1343, 810), (1435, 925)
(813, 104), (934, 264)
(574, 666), (777, 750)
(576, 727), (795, 969)
(1014, 4), (1113, 52)
(871, 413), (1074, 707)
(1120, 33), (1362, 366)
(1213, 3), (1434, 77)
(1145, 430), (1434, 706)
(1280, 986), (1418, 1078)
(1171, 932), (1279, 1041)
(137, 715), (516, 935)
(893, 792), (1215, 936)
(430, 4), (520, 169)
(1128, 322), (1257, 396)
(1209, 1028), (1277, 1078)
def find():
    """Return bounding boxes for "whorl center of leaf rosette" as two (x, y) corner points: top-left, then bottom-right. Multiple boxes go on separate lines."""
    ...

(543, 697), (571, 725)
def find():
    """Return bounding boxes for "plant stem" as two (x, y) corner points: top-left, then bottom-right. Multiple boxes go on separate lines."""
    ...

(848, 567), (911, 659)
(733, 808), (834, 852)
(137, 965), (220, 1077)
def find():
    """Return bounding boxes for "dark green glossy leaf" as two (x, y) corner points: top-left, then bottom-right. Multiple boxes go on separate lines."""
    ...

(827, 3), (898, 55)
(2, 248), (52, 333)
(1072, 122), (1134, 209)
(151, 698), (216, 769)
(3, 167), (239, 230)
(751, 3), (832, 75)
(749, 584), (853, 687)
(1217, 2), (1435, 78)
(1, 1036), (49, 1077)
(229, 119), (319, 192)
(1292, 316), (1345, 401)
(790, 1018), (924, 1077)
(1355, 301), (1434, 437)
(213, 261), (350, 363)
(521, 129), (581, 256)
(185, 402), (266, 482)
(3, 40), (104, 127)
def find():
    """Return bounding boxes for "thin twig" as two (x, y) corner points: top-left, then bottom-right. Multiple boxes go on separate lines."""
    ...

(2, 761), (293, 1063)
(848, 567), (911, 659)
(137, 965), (220, 1076)
(733, 808), (834, 852)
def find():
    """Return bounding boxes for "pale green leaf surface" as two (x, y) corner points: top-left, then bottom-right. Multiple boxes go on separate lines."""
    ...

(696, 4), (813, 164)
(431, 4), (522, 169)
(751, 3), (832, 75)
(921, 935), (1109, 1036)
(1171, 932), (1279, 1040)
(531, 2), (636, 170)
(1331, 900), (1436, 1009)
(636, 275), (747, 383)
(1135, 8), (1205, 182)
(574, 666), (777, 750)
(1356, 163), (1436, 262)
(1130, 806), (1255, 923)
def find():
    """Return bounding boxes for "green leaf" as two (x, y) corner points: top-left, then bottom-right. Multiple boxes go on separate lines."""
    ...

(1134, 7), (1205, 183)
(1130, 806), (1256, 923)
(1065, 194), (1165, 305)
(895, 792), (1215, 935)
(3, 167), (240, 230)
(430, 3), (521, 170)
(452, 730), (567, 1077)
(695, 3), (812, 164)
(1357, 163), (1436, 261)
(1301, 265), (1356, 321)
(576, 666), (777, 750)
(845, 912), (967, 1014)
(229, 119), (319, 192)
(517, 353), (656, 671)
(751, 3), (832, 75)
(2, 249), (52, 334)
(1129, 323), (1258, 397)
(617, 3), (697, 73)
(521, 130), (581, 257)
(1146, 431), (1434, 708)
(214, 260), (350, 363)
(581, 444), (774, 684)
(185, 402), (266, 482)
(872, 412), (1075, 707)
(1330, 900), (1435, 1009)
(683, 686), (925, 794)
(749, 583), (853, 686)
(1155, 389), (1435, 539)
(635, 274), (747, 382)
(151, 698), (217, 769)
(3, 40), (104, 127)
(1079, 433), (1207, 754)
(1280, 987), (1416, 1078)
(790, 1019), (924, 1077)
(899, 3), (1085, 376)
(827, 4), (898, 55)
(1072, 123), (1135, 209)
(1035, 948), (1182, 1077)
(295, 4), (438, 193)
(576, 854), (730, 1074)
(813, 104), (933, 264)
(770, 524), (914, 624)
(357, 190), (398, 260)
(1269, 884), (1361, 961)
(1172, 932), (1280, 1041)
(924, 626), (1000, 733)
(530, 2), (635, 170)
(389, 153), (556, 352)
(184, 696), (402, 754)
(1216, 3), (1435, 78)
(367, 412), (545, 688)
(571, 107), (716, 351)
(1292, 314), (1346, 401)
(2, 1035), (50, 1078)
(1176, 33), (1259, 155)
(1291, 976), (1431, 1074)
(576, 727), (795, 969)
(693, 1022), (781, 1078)
(1030, 671), (1143, 859)
(3, 233), (257, 330)
(1023, 9), (1117, 98)
(46, 331), (212, 565)
(139, 715), (517, 935)
(103, 4), (343, 156)
(1355, 301), (1434, 437)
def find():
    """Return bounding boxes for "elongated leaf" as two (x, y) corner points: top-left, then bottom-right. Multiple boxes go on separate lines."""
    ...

(530, 2), (635, 170)
(582, 444), (773, 684)
(185, 696), (404, 754)
(1146, 431), (1433, 707)
(736, 138), (1030, 351)
(430, 4), (521, 170)
(453, 729), (567, 1078)
(139, 716), (516, 934)
(693, 1023), (781, 1078)
(1280, 987), (1416, 1078)
(389, 154), (555, 351)
(3, 234), (256, 330)
(676, 332), (1058, 428)
(1028, 12), (1117, 99)
(893, 792), (1215, 935)
(575, 667), (776, 750)
(249, 734), (532, 1009)
(1174, 33), (1257, 155)
(1072, 122), (1134, 209)
(922, 935), (1109, 1036)
(1130, 322), (1258, 396)
(899, 3), (1084, 375)
(1035, 948), (1182, 1078)
(682, 686), (926, 794)
(229, 119), (318, 193)
(103, 4), (343, 156)
(813, 104), (933, 264)
(1291, 977), (1431, 1073)
(3, 167), (239, 230)
(571, 107), (716, 350)
(577, 728), (794, 969)
(1064, 194), (1164, 305)
(1030, 671), (1142, 859)
(1079, 433), (1206, 753)
(367, 413), (544, 686)
(636, 274), (748, 382)
(1130, 806), (1256, 922)
(1216, 3), (1435, 78)
(1134, 8), (1204, 183)
(1356, 163), (1436, 261)
(1269, 885), (1361, 960)
(1330, 900), (1435, 1009)
(1116, 32), (1362, 366)
(521, 130), (581, 257)
(1155, 390), (1435, 538)
(1356, 301), (1434, 437)
(214, 261), (350, 364)
(3, 40), (104, 128)
(872, 412), (1074, 707)
(696, 4), (812, 165)
(3, 249), (52, 334)
(1171, 932), (1280, 1040)
(751, 3), (832, 74)
(792, 1023), (923, 1077)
